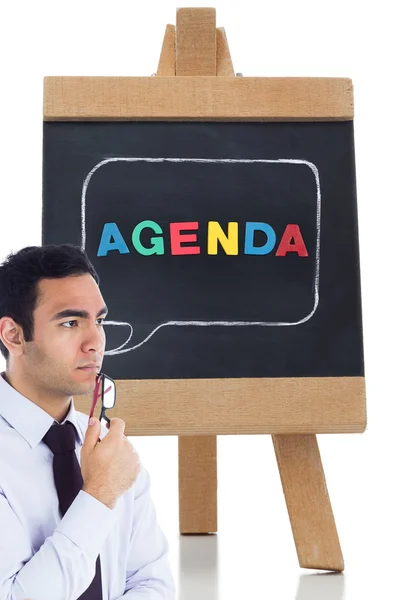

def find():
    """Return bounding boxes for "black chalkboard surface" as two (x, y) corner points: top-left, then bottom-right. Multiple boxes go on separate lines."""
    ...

(42, 121), (364, 380)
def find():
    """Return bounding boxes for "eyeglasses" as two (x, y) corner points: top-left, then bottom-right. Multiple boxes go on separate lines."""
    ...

(89, 372), (116, 430)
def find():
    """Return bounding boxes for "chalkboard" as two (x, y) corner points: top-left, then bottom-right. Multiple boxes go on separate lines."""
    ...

(42, 121), (364, 381)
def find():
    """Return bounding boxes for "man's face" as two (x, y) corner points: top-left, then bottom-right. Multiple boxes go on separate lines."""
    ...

(22, 273), (107, 397)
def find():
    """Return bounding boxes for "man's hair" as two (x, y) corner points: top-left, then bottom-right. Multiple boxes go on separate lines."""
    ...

(0, 244), (99, 360)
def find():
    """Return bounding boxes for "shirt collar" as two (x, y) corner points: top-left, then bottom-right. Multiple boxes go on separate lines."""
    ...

(0, 372), (85, 448)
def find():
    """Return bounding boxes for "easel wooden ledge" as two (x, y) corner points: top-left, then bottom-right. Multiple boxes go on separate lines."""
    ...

(46, 7), (368, 573)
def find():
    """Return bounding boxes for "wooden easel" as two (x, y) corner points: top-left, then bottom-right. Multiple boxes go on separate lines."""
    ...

(157, 8), (343, 572)
(50, 6), (366, 573)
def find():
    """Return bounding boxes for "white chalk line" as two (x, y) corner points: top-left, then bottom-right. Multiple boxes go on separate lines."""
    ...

(81, 157), (321, 355)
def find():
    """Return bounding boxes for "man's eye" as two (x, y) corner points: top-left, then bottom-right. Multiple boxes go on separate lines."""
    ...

(97, 318), (105, 326)
(61, 320), (77, 328)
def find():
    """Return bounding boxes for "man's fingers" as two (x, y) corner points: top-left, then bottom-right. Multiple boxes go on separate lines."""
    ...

(82, 417), (101, 450)
(107, 417), (126, 437)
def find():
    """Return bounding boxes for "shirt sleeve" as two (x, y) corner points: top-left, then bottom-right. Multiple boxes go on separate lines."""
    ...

(116, 466), (176, 599)
(0, 489), (115, 600)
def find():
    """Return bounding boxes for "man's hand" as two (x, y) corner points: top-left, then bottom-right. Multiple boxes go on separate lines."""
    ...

(81, 417), (141, 509)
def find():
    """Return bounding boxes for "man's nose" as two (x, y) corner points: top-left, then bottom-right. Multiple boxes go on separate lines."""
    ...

(82, 323), (105, 353)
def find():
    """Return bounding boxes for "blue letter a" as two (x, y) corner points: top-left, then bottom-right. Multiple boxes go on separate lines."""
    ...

(97, 222), (130, 257)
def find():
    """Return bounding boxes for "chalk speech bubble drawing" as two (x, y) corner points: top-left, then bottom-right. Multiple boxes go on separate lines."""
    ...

(81, 158), (321, 355)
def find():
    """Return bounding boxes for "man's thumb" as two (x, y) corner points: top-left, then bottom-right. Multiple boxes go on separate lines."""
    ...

(83, 417), (101, 448)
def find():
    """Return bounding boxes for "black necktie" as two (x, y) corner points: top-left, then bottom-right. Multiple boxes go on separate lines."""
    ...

(42, 421), (103, 599)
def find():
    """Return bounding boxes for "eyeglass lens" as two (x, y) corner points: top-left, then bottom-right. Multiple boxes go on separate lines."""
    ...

(103, 377), (116, 409)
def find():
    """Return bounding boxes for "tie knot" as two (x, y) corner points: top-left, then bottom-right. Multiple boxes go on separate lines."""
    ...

(42, 421), (77, 455)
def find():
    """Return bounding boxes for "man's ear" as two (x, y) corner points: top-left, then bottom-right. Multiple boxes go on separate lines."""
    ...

(0, 317), (26, 358)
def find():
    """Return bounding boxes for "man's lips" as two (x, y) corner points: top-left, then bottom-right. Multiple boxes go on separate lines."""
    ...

(78, 365), (100, 372)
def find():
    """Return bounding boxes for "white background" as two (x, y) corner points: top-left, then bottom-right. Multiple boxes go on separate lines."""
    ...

(1, 1), (399, 598)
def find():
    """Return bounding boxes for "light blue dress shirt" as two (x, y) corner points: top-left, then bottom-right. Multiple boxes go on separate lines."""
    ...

(0, 372), (176, 600)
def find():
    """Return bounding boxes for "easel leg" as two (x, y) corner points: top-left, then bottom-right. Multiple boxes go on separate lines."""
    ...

(272, 434), (344, 571)
(179, 436), (217, 533)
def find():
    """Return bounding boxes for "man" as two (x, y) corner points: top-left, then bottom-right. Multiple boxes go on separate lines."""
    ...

(0, 244), (175, 600)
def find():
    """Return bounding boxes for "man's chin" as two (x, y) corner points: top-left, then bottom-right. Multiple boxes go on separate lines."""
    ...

(72, 372), (98, 396)
(72, 384), (95, 397)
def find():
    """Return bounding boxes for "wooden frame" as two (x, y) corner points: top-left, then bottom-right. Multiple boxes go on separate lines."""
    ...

(76, 377), (365, 435)
(44, 8), (367, 571)
(43, 76), (353, 121)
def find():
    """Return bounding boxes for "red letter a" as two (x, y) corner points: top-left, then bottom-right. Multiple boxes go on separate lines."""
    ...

(275, 224), (308, 257)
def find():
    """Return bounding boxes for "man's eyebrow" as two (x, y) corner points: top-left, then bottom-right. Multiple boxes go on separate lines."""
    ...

(51, 305), (108, 321)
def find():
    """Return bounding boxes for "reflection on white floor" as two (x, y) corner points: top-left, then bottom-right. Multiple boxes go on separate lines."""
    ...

(178, 535), (220, 600)
(133, 433), (398, 599)
(295, 573), (345, 600)
(173, 534), (345, 600)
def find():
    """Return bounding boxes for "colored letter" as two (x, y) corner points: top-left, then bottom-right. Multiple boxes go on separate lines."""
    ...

(208, 222), (239, 255)
(170, 222), (200, 255)
(132, 220), (165, 256)
(97, 222), (129, 257)
(244, 222), (276, 255)
(275, 224), (308, 257)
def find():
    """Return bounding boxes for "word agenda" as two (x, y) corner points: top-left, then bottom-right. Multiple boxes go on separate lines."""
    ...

(97, 221), (309, 257)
